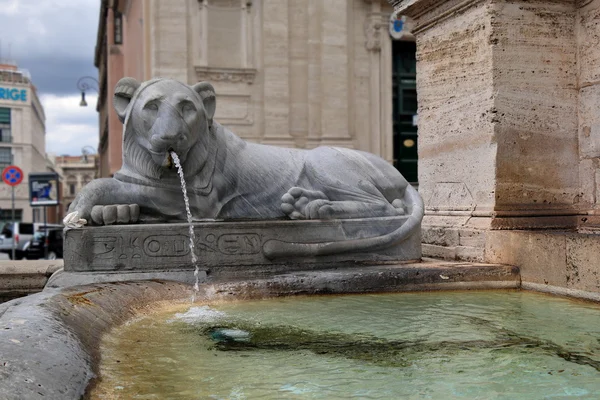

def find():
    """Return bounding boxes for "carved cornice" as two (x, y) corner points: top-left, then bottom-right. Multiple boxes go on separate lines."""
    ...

(395, 0), (485, 34)
(365, 12), (389, 51)
(194, 66), (257, 84)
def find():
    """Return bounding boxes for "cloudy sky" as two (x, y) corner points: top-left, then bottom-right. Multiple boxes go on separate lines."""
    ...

(0, 0), (100, 156)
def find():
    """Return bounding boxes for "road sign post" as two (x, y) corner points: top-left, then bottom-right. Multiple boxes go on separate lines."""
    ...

(29, 173), (60, 260)
(2, 166), (24, 260)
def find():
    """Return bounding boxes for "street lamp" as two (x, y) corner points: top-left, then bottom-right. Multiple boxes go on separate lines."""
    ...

(77, 76), (99, 107)
(81, 146), (96, 163)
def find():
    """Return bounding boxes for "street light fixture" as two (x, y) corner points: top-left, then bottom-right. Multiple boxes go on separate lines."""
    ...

(81, 146), (96, 163)
(77, 76), (99, 107)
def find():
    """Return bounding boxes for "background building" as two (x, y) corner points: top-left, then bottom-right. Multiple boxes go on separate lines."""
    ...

(94, 0), (418, 183)
(0, 61), (61, 224)
(54, 153), (98, 211)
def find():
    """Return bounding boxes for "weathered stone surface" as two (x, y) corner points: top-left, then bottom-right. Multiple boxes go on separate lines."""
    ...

(565, 235), (600, 293)
(46, 268), (208, 289)
(0, 260), (520, 398)
(396, 0), (593, 270)
(0, 281), (192, 399)
(486, 230), (600, 296)
(0, 260), (63, 302)
(59, 217), (422, 287)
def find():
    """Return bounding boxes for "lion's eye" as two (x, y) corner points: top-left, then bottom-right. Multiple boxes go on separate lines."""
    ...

(181, 102), (196, 114)
(145, 103), (158, 112)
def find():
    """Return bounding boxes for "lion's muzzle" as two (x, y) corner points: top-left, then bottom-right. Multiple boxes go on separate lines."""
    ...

(149, 149), (175, 169)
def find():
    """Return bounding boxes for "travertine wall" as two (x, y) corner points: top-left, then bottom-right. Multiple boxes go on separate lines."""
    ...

(492, 1), (579, 216)
(410, 1), (497, 260)
(399, 0), (600, 295)
(417, 2), (496, 215)
(400, 0), (586, 260)
(577, 0), (600, 214)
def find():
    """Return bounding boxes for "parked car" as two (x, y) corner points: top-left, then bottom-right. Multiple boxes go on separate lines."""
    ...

(0, 222), (63, 260)
(25, 228), (64, 260)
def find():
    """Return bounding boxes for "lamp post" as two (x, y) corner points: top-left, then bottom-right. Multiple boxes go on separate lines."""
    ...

(81, 145), (96, 163)
(77, 76), (99, 107)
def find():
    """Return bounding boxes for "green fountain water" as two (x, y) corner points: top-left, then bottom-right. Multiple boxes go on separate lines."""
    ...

(92, 291), (600, 399)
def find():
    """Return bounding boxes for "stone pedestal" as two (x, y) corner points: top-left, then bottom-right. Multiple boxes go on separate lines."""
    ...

(397, 0), (583, 261)
(53, 216), (421, 287)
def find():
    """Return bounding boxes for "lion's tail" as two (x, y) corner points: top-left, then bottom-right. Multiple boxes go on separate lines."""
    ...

(263, 185), (424, 259)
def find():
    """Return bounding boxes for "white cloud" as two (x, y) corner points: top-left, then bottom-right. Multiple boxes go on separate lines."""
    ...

(0, 0), (99, 59)
(0, 0), (101, 156)
(0, 0), (100, 96)
(41, 93), (99, 156)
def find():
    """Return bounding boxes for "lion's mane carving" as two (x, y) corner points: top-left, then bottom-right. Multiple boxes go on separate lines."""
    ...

(67, 77), (423, 257)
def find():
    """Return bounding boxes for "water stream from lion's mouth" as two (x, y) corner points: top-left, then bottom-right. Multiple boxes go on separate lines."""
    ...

(171, 151), (200, 299)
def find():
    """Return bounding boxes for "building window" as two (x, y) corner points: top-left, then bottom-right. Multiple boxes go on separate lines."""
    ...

(0, 209), (23, 224)
(32, 208), (40, 223)
(195, 0), (254, 71)
(66, 175), (77, 197)
(207, 1), (243, 68)
(0, 108), (11, 143)
(114, 11), (123, 44)
(0, 147), (12, 169)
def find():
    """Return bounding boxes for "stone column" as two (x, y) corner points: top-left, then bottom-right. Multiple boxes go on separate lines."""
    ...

(261, 0), (292, 145)
(364, 0), (394, 162)
(397, 0), (580, 261)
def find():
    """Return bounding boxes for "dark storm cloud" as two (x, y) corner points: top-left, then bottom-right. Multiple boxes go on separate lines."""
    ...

(16, 56), (98, 96)
(0, 0), (100, 97)
(0, 0), (101, 155)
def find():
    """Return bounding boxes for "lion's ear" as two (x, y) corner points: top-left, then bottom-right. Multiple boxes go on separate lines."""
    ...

(192, 82), (216, 126)
(114, 77), (141, 123)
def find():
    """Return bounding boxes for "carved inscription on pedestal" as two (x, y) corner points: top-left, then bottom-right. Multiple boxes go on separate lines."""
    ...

(143, 235), (190, 257)
(86, 231), (263, 267)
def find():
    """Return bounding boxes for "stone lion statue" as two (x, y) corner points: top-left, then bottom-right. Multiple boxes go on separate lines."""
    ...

(66, 77), (423, 257)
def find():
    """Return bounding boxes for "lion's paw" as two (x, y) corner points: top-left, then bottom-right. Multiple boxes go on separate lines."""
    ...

(90, 204), (140, 225)
(281, 187), (330, 220)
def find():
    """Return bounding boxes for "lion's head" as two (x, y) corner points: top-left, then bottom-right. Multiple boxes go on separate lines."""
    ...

(113, 77), (216, 179)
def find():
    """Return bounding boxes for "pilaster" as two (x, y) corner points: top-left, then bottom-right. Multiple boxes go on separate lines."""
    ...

(397, 0), (580, 261)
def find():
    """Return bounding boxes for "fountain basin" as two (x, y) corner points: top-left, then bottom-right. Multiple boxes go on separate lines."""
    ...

(96, 290), (600, 399)
(0, 260), (517, 398)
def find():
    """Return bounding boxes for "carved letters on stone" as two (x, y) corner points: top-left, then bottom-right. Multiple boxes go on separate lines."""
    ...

(89, 232), (261, 263)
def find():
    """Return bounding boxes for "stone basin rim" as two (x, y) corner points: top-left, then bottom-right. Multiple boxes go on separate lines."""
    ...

(0, 261), (519, 399)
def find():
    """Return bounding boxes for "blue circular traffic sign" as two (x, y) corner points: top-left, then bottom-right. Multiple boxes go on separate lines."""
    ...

(2, 165), (23, 186)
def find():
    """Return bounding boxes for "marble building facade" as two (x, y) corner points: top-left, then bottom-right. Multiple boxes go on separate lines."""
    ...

(95, 0), (414, 178)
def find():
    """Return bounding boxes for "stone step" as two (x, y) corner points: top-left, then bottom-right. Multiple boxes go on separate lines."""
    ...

(202, 259), (520, 300)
